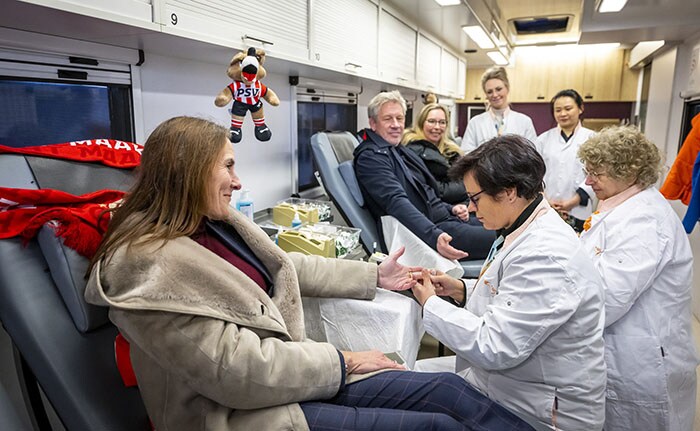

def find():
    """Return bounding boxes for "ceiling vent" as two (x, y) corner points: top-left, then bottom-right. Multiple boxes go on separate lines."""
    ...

(512, 15), (572, 35)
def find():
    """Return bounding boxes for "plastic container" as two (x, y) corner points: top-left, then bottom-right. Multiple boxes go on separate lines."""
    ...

(291, 211), (302, 228)
(236, 189), (254, 220)
(272, 198), (332, 226)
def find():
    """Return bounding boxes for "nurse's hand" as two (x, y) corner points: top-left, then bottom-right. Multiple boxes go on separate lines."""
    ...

(412, 269), (437, 306)
(377, 246), (421, 291)
(341, 350), (406, 375)
(430, 270), (465, 304)
(452, 204), (470, 221)
(436, 233), (469, 260)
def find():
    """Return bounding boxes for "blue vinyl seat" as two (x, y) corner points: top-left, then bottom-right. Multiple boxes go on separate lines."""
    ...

(310, 131), (484, 278)
(310, 131), (381, 255)
(0, 381), (29, 431)
(0, 153), (149, 430)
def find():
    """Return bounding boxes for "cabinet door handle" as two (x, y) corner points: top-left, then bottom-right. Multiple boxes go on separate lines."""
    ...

(537, 96), (545, 100)
(242, 34), (274, 46)
(345, 62), (362, 69)
(584, 95), (593, 99)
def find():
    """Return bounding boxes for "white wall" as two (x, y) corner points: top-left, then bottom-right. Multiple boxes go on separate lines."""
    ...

(645, 48), (678, 158)
(137, 53), (293, 209)
(135, 52), (429, 210)
(652, 32), (700, 317)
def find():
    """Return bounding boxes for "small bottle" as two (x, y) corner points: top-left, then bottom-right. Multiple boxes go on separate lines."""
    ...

(291, 211), (302, 228)
(236, 189), (254, 220)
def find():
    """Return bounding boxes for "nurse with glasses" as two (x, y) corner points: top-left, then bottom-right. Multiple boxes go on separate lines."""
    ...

(411, 134), (606, 431)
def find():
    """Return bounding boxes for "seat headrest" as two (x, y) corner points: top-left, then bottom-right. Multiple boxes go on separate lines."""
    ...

(25, 156), (134, 194)
(38, 221), (109, 333)
(338, 160), (364, 207)
(9, 155), (134, 333)
(327, 132), (358, 164)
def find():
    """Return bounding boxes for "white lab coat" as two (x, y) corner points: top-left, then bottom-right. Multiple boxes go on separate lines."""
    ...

(535, 125), (596, 220)
(579, 187), (699, 431)
(462, 109), (537, 153)
(423, 200), (606, 431)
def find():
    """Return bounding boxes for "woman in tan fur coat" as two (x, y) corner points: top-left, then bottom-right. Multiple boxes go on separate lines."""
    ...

(85, 116), (533, 431)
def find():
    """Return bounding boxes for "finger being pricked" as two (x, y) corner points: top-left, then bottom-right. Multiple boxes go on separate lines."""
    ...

(408, 267), (431, 281)
(429, 270), (451, 285)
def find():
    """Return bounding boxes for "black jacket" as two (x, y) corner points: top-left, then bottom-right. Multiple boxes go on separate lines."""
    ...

(353, 129), (454, 251)
(405, 139), (467, 204)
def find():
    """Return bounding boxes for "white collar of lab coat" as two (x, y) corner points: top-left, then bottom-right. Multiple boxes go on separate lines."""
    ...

(597, 184), (645, 213)
(502, 197), (551, 251)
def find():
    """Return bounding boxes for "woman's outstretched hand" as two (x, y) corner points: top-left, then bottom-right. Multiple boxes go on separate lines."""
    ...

(377, 246), (422, 291)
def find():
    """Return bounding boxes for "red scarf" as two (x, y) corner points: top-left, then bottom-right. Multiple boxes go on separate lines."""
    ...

(1, 140), (142, 390)
(0, 139), (141, 257)
(0, 187), (124, 258)
(0, 139), (143, 168)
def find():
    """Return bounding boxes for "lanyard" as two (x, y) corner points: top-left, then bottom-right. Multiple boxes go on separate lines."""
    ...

(481, 235), (504, 274)
(489, 109), (507, 136)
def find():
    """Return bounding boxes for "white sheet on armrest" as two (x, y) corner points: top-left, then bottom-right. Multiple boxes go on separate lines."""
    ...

(302, 289), (424, 369)
(381, 216), (464, 278)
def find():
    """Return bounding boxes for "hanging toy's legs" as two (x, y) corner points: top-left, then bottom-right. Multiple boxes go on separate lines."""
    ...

(252, 109), (272, 141)
(230, 116), (244, 143)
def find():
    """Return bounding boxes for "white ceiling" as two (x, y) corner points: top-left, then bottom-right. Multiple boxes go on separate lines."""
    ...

(386, 0), (700, 68)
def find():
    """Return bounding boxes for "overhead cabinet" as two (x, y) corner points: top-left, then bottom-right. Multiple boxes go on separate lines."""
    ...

(19, 0), (470, 98)
(417, 34), (441, 93)
(156, 0), (310, 64)
(18, 0), (155, 26)
(440, 50), (459, 98)
(310, 0), (378, 79)
(378, 9), (417, 86)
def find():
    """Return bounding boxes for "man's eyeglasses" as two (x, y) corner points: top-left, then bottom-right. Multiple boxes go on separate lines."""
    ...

(425, 119), (447, 127)
(467, 189), (485, 208)
(582, 167), (606, 180)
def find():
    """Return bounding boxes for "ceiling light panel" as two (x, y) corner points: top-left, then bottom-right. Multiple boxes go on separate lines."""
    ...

(487, 51), (509, 65)
(433, 0), (462, 6)
(462, 25), (495, 49)
(597, 0), (628, 13)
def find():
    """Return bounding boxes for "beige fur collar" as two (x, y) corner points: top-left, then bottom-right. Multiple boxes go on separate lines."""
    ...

(85, 209), (307, 340)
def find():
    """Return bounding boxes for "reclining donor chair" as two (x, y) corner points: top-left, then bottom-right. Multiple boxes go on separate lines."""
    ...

(310, 131), (484, 278)
(0, 150), (149, 430)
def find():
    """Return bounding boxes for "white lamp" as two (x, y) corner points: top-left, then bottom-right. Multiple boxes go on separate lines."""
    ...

(487, 51), (509, 66)
(596, 0), (628, 13)
(462, 26), (495, 49)
(433, 0), (462, 6)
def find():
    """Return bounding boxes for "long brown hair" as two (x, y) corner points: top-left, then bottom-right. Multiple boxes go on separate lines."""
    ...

(88, 116), (229, 273)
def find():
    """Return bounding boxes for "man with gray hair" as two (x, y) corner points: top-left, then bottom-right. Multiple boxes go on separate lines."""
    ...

(354, 90), (493, 260)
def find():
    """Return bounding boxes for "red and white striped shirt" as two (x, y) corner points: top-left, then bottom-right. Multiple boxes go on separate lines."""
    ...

(227, 81), (268, 105)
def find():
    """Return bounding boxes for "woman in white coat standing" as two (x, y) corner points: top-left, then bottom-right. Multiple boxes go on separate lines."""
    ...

(410, 135), (607, 431)
(535, 89), (596, 232)
(462, 67), (536, 153)
(578, 126), (699, 431)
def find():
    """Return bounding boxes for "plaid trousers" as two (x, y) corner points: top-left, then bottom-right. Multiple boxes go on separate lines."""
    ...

(300, 371), (534, 431)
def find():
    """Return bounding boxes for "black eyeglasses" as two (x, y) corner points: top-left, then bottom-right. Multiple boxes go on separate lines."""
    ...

(467, 189), (485, 208)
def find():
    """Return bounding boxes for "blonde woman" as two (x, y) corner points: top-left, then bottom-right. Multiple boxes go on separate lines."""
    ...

(402, 103), (467, 204)
(463, 67), (536, 153)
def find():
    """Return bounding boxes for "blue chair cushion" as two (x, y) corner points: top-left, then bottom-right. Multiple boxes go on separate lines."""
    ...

(37, 223), (108, 333)
(338, 160), (364, 207)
